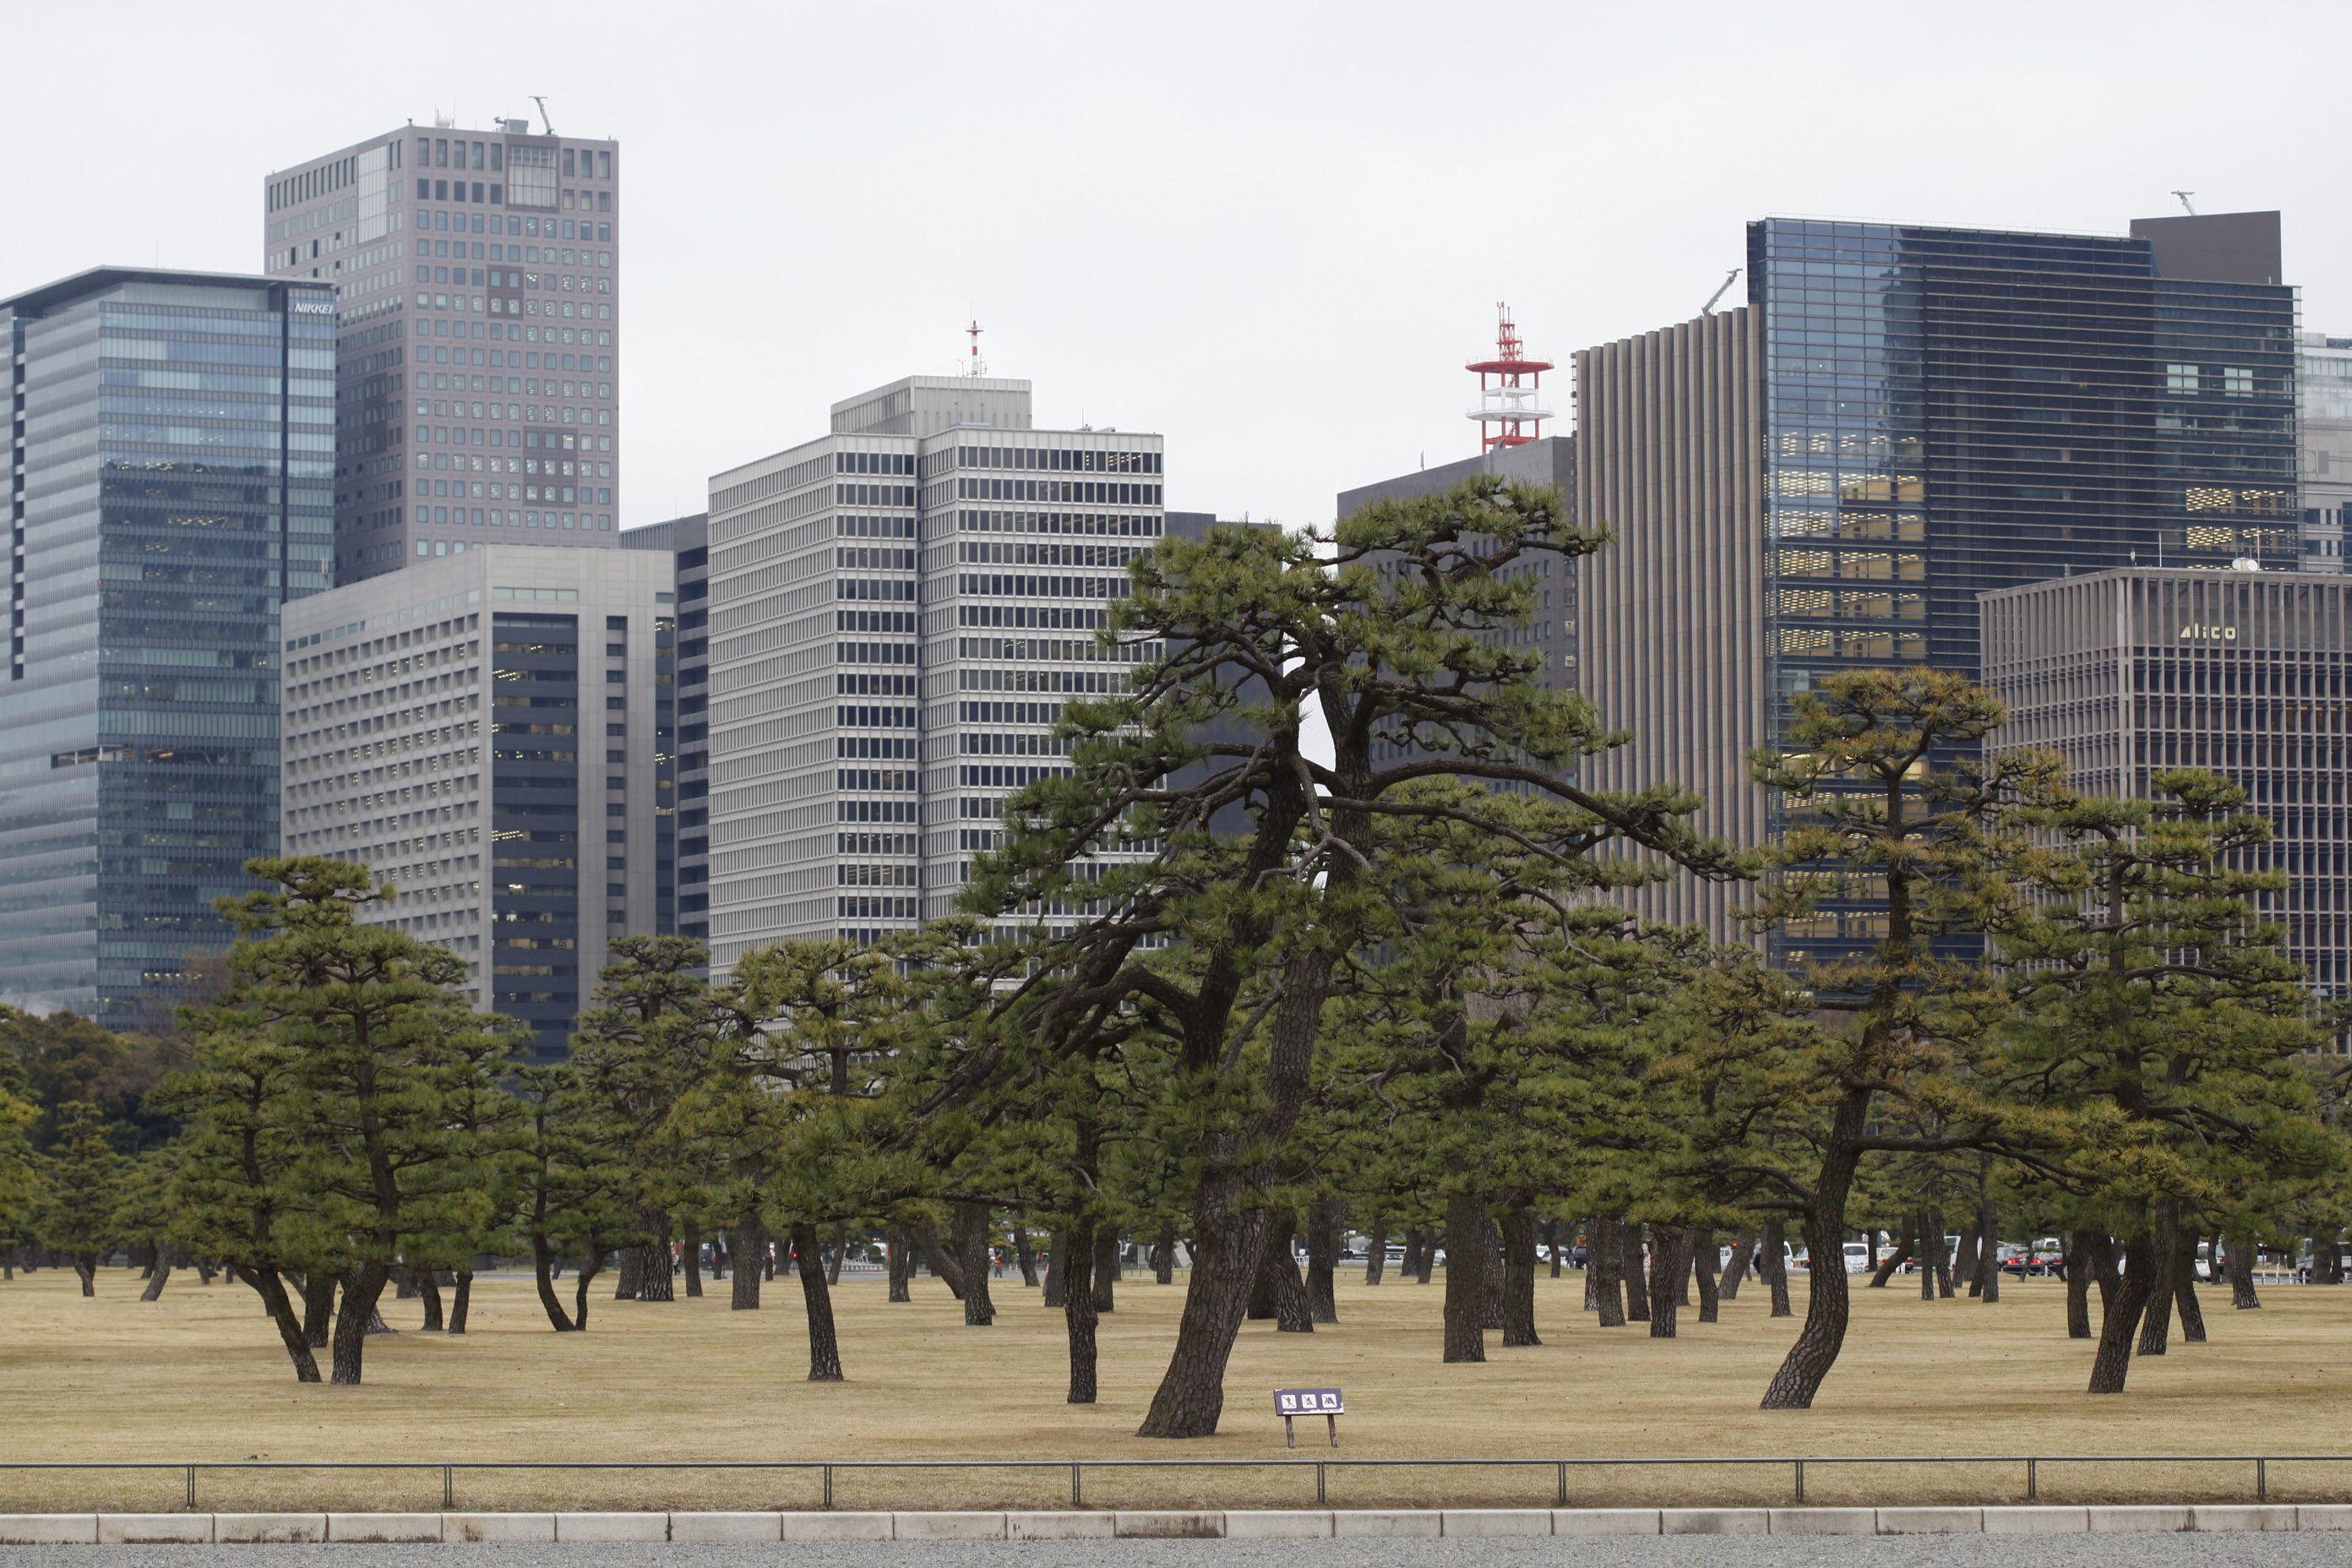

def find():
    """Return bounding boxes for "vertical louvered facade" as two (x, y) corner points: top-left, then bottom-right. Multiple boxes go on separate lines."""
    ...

(1572, 308), (1767, 941)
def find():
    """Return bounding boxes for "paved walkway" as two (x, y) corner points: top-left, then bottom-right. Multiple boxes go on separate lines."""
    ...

(7, 1537), (2348, 1566)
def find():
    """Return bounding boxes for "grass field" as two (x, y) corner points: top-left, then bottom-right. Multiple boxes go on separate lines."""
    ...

(3, 1262), (2348, 1512)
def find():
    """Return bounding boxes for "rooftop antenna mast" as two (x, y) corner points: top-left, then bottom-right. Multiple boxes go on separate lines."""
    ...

(531, 96), (558, 135)
(2172, 190), (2197, 215)
(1466, 302), (1553, 455)
(1701, 267), (1743, 316)
(965, 318), (985, 377)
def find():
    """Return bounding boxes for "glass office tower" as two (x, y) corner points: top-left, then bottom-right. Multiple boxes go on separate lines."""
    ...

(0, 267), (335, 1021)
(1576, 211), (2300, 960)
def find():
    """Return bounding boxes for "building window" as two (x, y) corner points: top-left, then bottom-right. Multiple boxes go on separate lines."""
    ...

(2166, 363), (2199, 395)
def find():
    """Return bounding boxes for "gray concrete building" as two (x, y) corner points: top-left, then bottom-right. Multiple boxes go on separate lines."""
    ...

(279, 545), (674, 1057)
(702, 375), (1164, 972)
(0, 266), (336, 1021)
(262, 113), (623, 583)
(1333, 436), (1582, 788)
(1981, 566), (2352, 1005)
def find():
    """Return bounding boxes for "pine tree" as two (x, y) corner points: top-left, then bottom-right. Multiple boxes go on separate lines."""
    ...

(568, 935), (721, 1304)
(149, 1023), (320, 1377)
(210, 856), (515, 1384)
(943, 477), (1734, 1436)
(1990, 768), (2339, 1392)
(1723, 669), (2066, 1408)
(39, 1101), (127, 1294)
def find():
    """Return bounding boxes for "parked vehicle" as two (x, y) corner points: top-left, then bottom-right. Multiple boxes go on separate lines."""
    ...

(1997, 1240), (2066, 1278)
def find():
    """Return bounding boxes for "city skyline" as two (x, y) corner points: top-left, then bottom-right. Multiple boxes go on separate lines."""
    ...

(2, 3), (2347, 540)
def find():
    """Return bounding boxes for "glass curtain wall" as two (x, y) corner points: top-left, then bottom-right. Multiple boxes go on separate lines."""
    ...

(0, 275), (333, 1021)
(1752, 220), (2299, 966)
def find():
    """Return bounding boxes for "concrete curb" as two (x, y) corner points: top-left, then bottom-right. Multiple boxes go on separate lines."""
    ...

(0, 1505), (2344, 1542)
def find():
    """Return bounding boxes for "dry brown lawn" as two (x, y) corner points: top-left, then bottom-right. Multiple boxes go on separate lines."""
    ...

(3, 1262), (2349, 1512)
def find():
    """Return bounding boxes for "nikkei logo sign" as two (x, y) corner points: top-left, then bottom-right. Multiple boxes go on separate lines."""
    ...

(2179, 623), (2239, 641)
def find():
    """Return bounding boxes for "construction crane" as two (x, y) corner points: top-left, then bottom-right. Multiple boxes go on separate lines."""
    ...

(531, 96), (557, 135)
(2172, 190), (2197, 215)
(1701, 268), (1742, 317)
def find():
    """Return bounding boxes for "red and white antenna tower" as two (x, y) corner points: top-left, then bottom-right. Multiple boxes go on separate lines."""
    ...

(1466, 302), (1553, 453)
(965, 319), (985, 377)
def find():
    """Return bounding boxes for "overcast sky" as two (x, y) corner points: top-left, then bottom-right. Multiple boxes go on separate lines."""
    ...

(8, 1), (2346, 534)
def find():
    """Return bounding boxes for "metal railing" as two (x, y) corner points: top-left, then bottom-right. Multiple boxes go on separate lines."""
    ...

(1, 1453), (2344, 1512)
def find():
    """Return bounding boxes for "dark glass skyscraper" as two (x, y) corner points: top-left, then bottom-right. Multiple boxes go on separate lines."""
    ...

(1576, 212), (2300, 958)
(1750, 214), (2297, 696)
(0, 267), (335, 1021)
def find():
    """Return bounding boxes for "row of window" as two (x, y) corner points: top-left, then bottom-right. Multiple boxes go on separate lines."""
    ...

(836, 641), (916, 666)
(422, 292), (612, 319)
(959, 478), (1161, 507)
(416, 362), (612, 393)
(419, 262), (612, 291)
(836, 611), (915, 634)
(418, 209), (611, 242)
(956, 509), (1164, 536)
(411, 335), (611, 370)
(958, 573), (1132, 601)
(411, 508), (612, 532)
(839, 705), (917, 727)
(417, 460), (608, 488)
(956, 446), (1158, 474)
(419, 384), (612, 413)
(416, 417), (611, 448)
(836, 673), (916, 695)
(959, 542), (1142, 568)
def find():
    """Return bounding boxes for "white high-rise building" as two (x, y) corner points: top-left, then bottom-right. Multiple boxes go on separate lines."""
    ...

(703, 376), (1166, 970)
(279, 545), (675, 1057)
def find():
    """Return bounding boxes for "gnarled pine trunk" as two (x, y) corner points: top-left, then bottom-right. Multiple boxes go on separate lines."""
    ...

(1441, 1190), (1486, 1363)
(329, 1261), (394, 1385)
(1761, 1219), (1792, 1318)
(302, 1271), (337, 1347)
(1694, 1227), (1720, 1324)
(1305, 1197), (1342, 1324)
(954, 1201), (996, 1326)
(886, 1227), (912, 1303)
(1759, 1090), (1865, 1409)
(1501, 1206), (1541, 1345)
(2064, 1232), (2092, 1338)
(533, 1235), (576, 1330)
(792, 1222), (843, 1380)
(1648, 1226), (1686, 1339)
(731, 1217), (765, 1310)
(1063, 1221), (1098, 1404)
(2088, 1229), (2160, 1393)
(1592, 1217), (1625, 1326)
